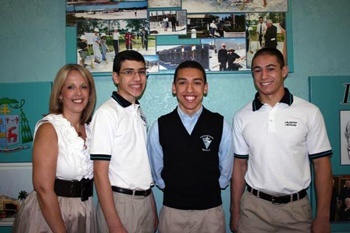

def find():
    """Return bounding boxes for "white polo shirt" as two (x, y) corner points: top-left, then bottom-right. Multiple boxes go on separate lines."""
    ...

(232, 89), (332, 195)
(90, 92), (153, 190)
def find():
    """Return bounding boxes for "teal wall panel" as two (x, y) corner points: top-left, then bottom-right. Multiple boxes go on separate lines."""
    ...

(309, 76), (350, 232)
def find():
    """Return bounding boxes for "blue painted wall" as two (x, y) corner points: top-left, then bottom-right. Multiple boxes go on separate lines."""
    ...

(1, 0), (350, 232)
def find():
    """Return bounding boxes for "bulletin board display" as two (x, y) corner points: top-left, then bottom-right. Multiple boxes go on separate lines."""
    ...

(66, 0), (293, 75)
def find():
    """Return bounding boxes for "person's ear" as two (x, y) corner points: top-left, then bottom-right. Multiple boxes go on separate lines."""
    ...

(112, 72), (120, 84)
(172, 82), (176, 96)
(204, 83), (208, 96)
(282, 65), (289, 80)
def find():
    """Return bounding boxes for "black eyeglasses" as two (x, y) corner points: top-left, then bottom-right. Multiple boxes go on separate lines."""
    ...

(119, 70), (148, 78)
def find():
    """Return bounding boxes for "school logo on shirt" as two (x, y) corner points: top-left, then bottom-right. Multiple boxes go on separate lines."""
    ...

(200, 135), (213, 151)
(285, 121), (297, 127)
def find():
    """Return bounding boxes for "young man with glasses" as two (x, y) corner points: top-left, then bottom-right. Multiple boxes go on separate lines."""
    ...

(90, 50), (158, 233)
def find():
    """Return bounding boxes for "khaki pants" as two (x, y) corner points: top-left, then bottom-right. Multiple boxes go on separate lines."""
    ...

(238, 191), (312, 233)
(96, 192), (154, 233)
(159, 205), (225, 233)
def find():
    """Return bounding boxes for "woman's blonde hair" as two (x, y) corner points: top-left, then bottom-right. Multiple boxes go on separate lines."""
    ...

(49, 64), (96, 124)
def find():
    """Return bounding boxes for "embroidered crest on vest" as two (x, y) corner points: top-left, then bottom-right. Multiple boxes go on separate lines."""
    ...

(200, 135), (213, 151)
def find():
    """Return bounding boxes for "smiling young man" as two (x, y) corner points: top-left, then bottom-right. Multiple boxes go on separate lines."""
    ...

(230, 48), (333, 233)
(90, 50), (158, 233)
(147, 60), (233, 233)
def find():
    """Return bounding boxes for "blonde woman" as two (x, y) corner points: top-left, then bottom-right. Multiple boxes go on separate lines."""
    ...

(12, 64), (97, 233)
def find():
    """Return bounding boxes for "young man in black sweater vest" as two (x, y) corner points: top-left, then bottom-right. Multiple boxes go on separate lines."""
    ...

(147, 60), (234, 233)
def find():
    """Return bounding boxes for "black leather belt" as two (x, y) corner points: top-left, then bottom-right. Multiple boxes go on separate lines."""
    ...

(54, 178), (93, 201)
(247, 185), (307, 204)
(112, 186), (151, 197)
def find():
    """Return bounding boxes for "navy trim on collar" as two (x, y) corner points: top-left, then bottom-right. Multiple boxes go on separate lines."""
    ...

(111, 91), (139, 108)
(252, 88), (294, 111)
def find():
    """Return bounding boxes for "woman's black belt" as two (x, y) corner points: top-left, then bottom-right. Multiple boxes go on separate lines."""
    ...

(54, 178), (93, 201)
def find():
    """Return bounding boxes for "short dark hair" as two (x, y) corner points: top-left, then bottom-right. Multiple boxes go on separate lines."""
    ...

(173, 60), (207, 83)
(113, 50), (145, 73)
(251, 48), (285, 69)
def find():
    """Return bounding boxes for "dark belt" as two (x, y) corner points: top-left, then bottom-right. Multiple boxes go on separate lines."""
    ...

(54, 178), (93, 201)
(247, 185), (307, 204)
(112, 186), (151, 197)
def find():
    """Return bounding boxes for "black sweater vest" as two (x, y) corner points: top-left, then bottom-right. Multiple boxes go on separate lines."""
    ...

(158, 107), (223, 210)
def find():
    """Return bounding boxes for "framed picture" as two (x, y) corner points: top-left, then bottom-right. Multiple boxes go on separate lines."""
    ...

(309, 76), (350, 232)
(0, 163), (32, 226)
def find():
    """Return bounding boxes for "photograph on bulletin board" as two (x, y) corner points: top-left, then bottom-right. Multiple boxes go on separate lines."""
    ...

(245, 12), (286, 69)
(148, 0), (181, 8)
(182, 0), (287, 13)
(144, 54), (160, 73)
(0, 82), (51, 163)
(156, 44), (210, 71)
(201, 37), (247, 71)
(182, 13), (246, 39)
(66, 1), (148, 26)
(148, 10), (187, 36)
(76, 18), (154, 73)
